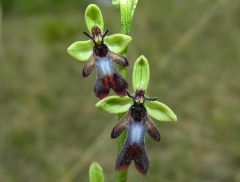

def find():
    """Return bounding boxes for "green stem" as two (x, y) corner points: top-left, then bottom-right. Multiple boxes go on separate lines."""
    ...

(116, 1), (138, 182)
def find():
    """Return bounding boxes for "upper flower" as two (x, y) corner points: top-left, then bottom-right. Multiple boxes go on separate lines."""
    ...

(67, 4), (132, 99)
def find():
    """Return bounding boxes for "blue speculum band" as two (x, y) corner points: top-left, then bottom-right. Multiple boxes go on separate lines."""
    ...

(96, 57), (116, 78)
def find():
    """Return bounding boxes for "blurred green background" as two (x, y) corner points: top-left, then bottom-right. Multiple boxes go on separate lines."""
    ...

(1, 0), (240, 181)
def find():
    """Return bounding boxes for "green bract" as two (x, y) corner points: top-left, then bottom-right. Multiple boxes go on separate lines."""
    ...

(67, 40), (94, 61)
(89, 162), (104, 182)
(119, 0), (139, 35)
(96, 55), (177, 122)
(132, 55), (150, 91)
(96, 96), (131, 114)
(67, 4), (132, 61)
(85, 4), (104, 33)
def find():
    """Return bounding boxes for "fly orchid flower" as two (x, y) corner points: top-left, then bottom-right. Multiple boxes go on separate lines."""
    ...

(96, 55), (177, 174)
(67, 4), (132, 99)
(111, 88), (160, 174)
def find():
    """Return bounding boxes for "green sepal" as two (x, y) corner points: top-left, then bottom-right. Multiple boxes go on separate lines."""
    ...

(67, 40), (94, 61)
(85, 4), (104, 33)
(132, 55), (150, 91)
(89, 162), (105, 182)
(96, 96), (132, 114)
(105, 34), (132, 54)
(145, 101), (177, 122)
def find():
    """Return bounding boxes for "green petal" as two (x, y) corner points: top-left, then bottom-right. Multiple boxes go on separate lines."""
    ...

(89, 162), (104, 182)
(85, 4), (104, 33)
(96, 96), (132, 114)
(145, 101), (177, 122)
(105, 34), (132, 54)
(67, 40), (94, 61)
(132, 55), (150, 91)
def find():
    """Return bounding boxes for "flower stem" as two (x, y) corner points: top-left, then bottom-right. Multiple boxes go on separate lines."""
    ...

(116, 1), (138, 182)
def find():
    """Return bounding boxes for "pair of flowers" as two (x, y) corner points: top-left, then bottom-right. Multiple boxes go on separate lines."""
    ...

(67, 4), (177, 175)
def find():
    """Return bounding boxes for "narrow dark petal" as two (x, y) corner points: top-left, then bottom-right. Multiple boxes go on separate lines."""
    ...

(111, 73), (128, 96)
(94, 76), (110, 99)
(127, 90), (135, 99)
(144, 97), (158, 101)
